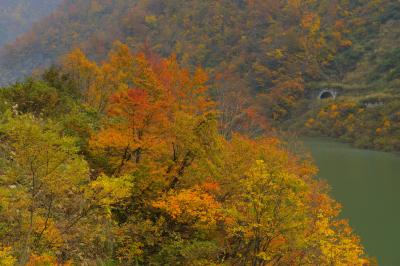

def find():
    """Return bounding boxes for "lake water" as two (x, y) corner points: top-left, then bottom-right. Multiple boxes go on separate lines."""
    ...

(302, 138), (400, 266)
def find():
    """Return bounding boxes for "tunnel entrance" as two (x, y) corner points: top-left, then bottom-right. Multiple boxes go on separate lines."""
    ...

(320, 91), (334, 99)
(318, 89), (337, 100)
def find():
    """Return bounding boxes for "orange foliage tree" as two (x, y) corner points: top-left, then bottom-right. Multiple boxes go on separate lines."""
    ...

(39, 44), (374, 265)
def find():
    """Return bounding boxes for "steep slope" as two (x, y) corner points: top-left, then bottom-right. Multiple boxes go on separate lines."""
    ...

(285, 1), (400, 151)
(0, 0), (362, 89)
(2, 0), (400, 152)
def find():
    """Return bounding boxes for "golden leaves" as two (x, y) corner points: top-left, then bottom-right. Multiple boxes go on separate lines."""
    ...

(152, 186), (223, 226)
(86, 175), (133, 206)
(0, 247), (16, 266)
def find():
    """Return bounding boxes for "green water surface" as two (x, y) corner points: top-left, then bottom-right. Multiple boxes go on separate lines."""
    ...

(302, 138), (400, 266)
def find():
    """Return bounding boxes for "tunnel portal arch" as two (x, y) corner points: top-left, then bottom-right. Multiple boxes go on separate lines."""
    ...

(318, 89), (337, 100)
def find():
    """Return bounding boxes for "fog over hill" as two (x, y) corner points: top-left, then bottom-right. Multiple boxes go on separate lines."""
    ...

(0, 0), (61, 47)
(1, 0), (400, 105)
(0, 0), (373, 87)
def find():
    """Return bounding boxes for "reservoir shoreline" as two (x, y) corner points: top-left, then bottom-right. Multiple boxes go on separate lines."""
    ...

(302, 137), (400, 266)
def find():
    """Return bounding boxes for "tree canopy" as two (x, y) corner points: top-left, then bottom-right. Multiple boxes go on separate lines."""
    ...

(0, 44), (373, 265)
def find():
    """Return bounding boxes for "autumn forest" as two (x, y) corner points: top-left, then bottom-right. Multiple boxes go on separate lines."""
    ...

(0, 0), (399, 265)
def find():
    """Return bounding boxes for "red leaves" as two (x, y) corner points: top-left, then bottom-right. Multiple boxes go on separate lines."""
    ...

(108, 88), (151, 119)
(89, 47), (214, 175)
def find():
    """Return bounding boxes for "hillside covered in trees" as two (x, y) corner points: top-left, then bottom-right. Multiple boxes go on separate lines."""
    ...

(0, 0), (365, 86)
(0, 43), (373, 265)
(1, 0), (400, 151)
(0, 0), (399, 264)
(0, 0), (61, 47)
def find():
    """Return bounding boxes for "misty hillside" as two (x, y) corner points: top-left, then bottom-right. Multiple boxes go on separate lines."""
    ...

(1, 1), (400, 265)
(1, 0), (399, 93)
(0, 0), (372, 87)
(1, 0), (400, 150)
(0, 0), (61, 47)
(0, 0), (400, 90)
